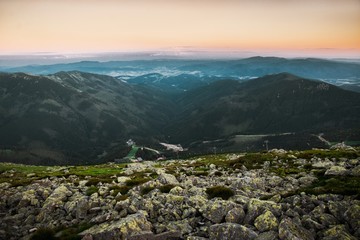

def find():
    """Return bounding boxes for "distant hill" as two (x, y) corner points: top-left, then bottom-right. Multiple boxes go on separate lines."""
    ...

(0, 71), (359, 164)
(166, 73), (360, 143)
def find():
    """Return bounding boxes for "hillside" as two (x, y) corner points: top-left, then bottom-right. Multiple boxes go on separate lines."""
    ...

(0, 71), (359, 164)
(167, 73), (360, 142)
(0, 72), (174, 164)
(0, 148), (359, 239)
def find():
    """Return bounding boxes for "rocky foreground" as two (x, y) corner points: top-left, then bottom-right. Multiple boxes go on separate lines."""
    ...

(0, 148), (360, 240)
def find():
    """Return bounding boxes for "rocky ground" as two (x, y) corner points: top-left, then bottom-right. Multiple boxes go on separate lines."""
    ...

(0, 147), (359, 240)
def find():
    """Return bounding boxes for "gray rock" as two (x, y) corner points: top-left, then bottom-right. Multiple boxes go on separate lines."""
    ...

(328, 201), (348, 222)
(268, 194), (282, 203)
(312, 160), (334, 169)
(225, 207), (245, 224)
(201, 199), (236, 223)
(254, 231), (279, 240)
(279, 218), (315, 240)
(317, 213), (338, 227)
(322, 225), (357, 240)
(42, 185), (72, 210)
(330, 142), (355, 151)
(325, 166), (348, 176)
(79, 211), (152, 240)
(129, 231), (182, 240)
(18, 189), (39, 208)
(344, 204), (360, 231)
(158, 173), (179, 185)
(267, 176), (283, 188)
(351, 166), (360, 176)
(244, 199), (281, 225)
(117, 176), (131, 184)
(301, 215), (324, 231)
(76, 198), (90, 219)
(209, 223), (258, 240)
(254, 210), (279, 232)
(298, 176), (318, 186)
(165, 219), (193, 235)
(169, 186), (184, 195)
(187, 237), (208, 240)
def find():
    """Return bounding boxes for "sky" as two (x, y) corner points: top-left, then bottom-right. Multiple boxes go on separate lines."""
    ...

(0, 0), (360, 58)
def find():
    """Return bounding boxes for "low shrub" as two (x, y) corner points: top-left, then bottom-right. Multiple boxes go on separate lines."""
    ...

(30, 228), (56, 240)
(159, 184), (175, 193)
(125, 177), (149, 187)
(141, 186), (155, 195)
(85, 186), (98, 196)
(206, 186), (234, 200)
(85, 177), (111, 187)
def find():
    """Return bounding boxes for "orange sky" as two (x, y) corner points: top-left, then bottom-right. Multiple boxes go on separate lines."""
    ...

(0, 0), (359, 56)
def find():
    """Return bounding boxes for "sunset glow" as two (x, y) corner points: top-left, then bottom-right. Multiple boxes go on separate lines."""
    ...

(0, 0), (359, 57)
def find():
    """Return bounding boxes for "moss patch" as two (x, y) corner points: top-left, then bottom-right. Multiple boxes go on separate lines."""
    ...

(206, 186), (234, 200)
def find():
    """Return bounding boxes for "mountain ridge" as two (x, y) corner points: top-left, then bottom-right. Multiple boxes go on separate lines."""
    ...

(2, 57), (360, 93)
(0, 71), (359, 164)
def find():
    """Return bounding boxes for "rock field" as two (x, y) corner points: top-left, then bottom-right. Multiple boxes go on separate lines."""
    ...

(0, 148), (359, 240)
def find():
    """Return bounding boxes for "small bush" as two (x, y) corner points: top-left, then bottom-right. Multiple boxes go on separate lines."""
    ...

(115, 194), (129, 201)
(125, 177), (149, 187)
(150, 172), (158, 179)
(30, 228), (56, 240)
(193, 171), (209, 176)
(85, 186), (98, 196)
(85, 177), (111, 186)
(141, 186), (155, 195)
(109, 185), (132, 195)
(206, 186), (234, 200)
(159, 184), (175, 193)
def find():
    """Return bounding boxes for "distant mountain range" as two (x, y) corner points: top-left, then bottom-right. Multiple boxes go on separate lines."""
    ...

(0, 67), (360, 164)
(1, 57), (360, 92)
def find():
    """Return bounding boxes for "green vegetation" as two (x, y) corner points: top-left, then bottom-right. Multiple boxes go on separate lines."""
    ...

(192, 171), (209, 176)
(54, 223), (93, 240)
(29, 223), (93, 240)
(301, 175), (360, 196)
(85, 177), (112, 186)
(206, 186), (235, 200)
(30, 228), (56, 240)
(125, 176), (150, 187)
(271, 166), (305, 177)
(115, 194), (129, 201)
(296, 149), (359, 160)
(229, 153), (274, 170)
(85, 186), (98, 196)
(0, 162), (126, 187)
(159, 184), (175, 193)
(141, 186), (155, 195)
(126, 146), (139, 159)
